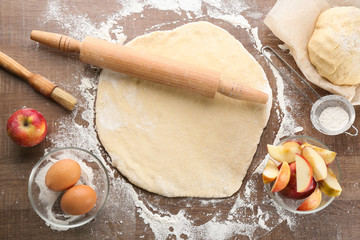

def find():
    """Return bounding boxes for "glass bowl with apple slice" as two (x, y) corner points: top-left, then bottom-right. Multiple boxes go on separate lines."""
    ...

(263, 136), (341, 214)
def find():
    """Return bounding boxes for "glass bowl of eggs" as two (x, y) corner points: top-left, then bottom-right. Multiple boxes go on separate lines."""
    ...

(28, 147), (110, 229)
(263, 136), (341, 214)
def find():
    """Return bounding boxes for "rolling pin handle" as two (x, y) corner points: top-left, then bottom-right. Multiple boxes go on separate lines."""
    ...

(30, 30), (82, 53)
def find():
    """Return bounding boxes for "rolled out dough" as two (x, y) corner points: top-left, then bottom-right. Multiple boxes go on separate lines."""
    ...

(96, 22), (272, 198)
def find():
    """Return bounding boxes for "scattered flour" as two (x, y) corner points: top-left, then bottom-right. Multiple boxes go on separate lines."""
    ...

(38, 0), (301, 238)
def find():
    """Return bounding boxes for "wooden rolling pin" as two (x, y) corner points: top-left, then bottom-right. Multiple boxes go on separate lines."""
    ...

(0, 51), (77, 110)
(30, 30), (269, 104)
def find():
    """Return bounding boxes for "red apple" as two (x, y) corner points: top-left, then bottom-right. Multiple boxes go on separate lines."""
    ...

(7, 108), (47, 147)
(280, 162), (317, 199)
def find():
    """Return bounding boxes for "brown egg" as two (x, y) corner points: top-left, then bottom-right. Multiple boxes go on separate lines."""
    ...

(45, 159), (81, 191)
(60, 185), (97, 215)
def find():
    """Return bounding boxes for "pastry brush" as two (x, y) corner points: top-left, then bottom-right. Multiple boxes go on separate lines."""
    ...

(30, 30), (269, 104)
(0, 50), (77, 110)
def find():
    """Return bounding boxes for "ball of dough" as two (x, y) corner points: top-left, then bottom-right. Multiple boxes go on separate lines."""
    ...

(308, 6), (360, 86)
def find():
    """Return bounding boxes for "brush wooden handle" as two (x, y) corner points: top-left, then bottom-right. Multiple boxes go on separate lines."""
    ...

(0, 51), (56, 96)
(31, 30), (269, 104)
(0, 50), (77, 110)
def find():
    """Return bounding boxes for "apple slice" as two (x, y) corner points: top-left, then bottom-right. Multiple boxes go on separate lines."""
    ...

(302, 146), (327, 181)
(267, 142), (301, 163)
(263, 159), (279, 184)
(280, 162), (316, 199)
(297, 187), (322, 211)
(300, 143), (337, 165)
(319, 168), (342, 197)
(271, 161), (290, 192)
(295, 154), (313, 193)
(283, 141), (301, 148)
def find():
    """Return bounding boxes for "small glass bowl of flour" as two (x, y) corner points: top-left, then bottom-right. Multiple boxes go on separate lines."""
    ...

(28, 147), (109, 230)
(310, 95), (355, 135)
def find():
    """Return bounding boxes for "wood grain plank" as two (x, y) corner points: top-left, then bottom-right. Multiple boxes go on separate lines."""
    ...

(1, 0), (360, 239)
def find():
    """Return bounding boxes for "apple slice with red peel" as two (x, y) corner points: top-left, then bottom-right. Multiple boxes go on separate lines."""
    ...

(271, 161), (290, 192)
(295, 154), (313, 193)
(300, 143), (337, 165)
(319, 168), (342, 197)
(267, 143), (301, 163)
(302, 146), (327, 181)
(263, 159), (279, 184)
(280, 161), (316, 199)
(297, 187), (322, 211)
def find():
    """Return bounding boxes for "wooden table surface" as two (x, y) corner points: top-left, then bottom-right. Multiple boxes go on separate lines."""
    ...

(1, 0), (359, 239)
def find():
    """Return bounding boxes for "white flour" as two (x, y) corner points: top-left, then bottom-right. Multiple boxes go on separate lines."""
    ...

(38, 0), (301, 238)
(269, 63), (304, 145)
(319, 106), (349, 131)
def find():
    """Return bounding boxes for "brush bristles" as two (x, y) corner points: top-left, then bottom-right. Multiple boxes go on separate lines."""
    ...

(50, 87), (77, 110)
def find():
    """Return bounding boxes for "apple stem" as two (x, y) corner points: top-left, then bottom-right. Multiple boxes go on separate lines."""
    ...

(23, 117), (29, 127)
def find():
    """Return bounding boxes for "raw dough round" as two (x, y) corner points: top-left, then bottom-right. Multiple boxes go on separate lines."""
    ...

(96, 22), (271, 197)
(308, 6), (360, 86)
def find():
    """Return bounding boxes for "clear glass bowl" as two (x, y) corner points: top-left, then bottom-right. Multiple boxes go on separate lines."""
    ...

(28, 147), (109, 229)
(264, 136), (340, 214)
